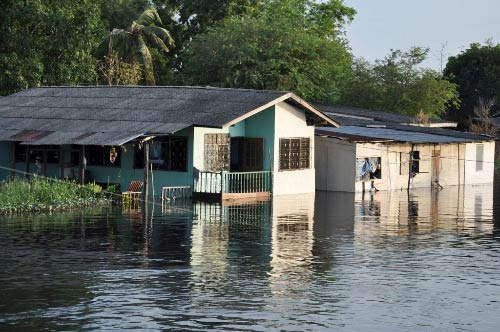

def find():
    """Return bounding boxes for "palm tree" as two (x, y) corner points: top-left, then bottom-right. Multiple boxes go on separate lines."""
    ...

(100, 8), (174, 85)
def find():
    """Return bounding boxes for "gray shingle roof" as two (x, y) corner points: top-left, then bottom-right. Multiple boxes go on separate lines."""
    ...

(0, 86), (329, 145)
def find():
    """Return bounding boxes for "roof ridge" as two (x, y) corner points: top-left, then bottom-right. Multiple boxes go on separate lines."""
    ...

(36, 85), (290, 94)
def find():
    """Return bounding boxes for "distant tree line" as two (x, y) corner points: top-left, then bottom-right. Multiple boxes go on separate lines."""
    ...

(1, 0), (499, 132)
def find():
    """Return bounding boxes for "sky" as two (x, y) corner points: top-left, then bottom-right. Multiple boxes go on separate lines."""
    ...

(343, 0), (500, 71)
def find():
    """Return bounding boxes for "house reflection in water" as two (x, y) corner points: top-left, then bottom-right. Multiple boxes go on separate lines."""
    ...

(188, 199), (273, 297)
(352, 185), (494, 236)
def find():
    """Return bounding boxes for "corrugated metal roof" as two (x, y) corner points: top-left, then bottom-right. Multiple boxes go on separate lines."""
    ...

(316, 104), (457, 127)
(315, 128), (393, 142)
(0, 86), (335, 145)
(316, 126), (489, 144)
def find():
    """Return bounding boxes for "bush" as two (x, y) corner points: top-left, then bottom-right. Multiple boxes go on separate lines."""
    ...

(0, 178), (109, 214)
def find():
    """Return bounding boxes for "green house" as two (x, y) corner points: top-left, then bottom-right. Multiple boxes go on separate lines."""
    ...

(0, 86), (337, 200)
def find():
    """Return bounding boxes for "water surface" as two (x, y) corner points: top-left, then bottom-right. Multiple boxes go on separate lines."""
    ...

(1, 184), (499, 331)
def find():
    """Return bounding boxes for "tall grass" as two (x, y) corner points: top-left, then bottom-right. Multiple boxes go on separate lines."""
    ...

(0, 178), (109, 214)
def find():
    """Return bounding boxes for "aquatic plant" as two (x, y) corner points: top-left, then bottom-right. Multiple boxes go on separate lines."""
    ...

(0, 178), (110, 214)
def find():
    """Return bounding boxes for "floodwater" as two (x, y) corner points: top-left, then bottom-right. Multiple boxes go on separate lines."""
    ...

(1, 184), (500, 331)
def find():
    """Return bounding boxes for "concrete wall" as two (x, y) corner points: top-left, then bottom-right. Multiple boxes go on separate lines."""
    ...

(464, 141), (495, 184)
(273, 102), (315, 195)
(314, 137), (493, 192)
(315, 136), (356, 192)
(361, 142), (467, 191)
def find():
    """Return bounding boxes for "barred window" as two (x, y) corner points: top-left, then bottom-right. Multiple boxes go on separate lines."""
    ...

(134, 136), (188, 172)
(204, 134), (230, 171)
(85, 146), (121, 167)
(15, 143), (60, 164)
(279, 137), (310, 170)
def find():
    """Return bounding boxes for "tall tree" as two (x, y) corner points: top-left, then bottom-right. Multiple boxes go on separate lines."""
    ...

(0, 0), (104, 96)
(444, 42), (500, 127)
(180, 0), (355, 103)
(100, 0), (151, 31)
(340, 48), (460, 118)
(99, 8), (175, 85)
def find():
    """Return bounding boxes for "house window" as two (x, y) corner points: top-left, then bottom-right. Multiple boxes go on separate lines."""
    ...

(85, 146), (121, 167)
(134, 136), (188, 172)
(204, 134), (230, 171)
(230, 137), (264, 171)
(400, 151), (420, 175)
(279, 137), (310, 171)
(356, 157), (381, 181)
(476, 144), (484, 171)
(14, 143), (60, 164)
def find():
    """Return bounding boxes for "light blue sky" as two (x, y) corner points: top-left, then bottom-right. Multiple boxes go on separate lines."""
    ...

(344, 0), (500, 70)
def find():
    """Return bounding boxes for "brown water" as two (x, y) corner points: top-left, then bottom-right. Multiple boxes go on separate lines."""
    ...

(0, 184), (499, 331)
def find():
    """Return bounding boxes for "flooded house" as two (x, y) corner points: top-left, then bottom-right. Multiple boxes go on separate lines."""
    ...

(315, 106), (496, 192)
(0, 86), (337, 200)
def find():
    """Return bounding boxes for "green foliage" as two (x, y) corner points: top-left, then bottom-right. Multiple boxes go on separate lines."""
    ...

(0, 0), (104, 96)
(340, 48), (460, 117)
(444, 42), (500, 126)
(153, 0), (262, 50)
(100, 0), (151, 31)
(98, 7), (174, 85)
(180, 0), (355, 102)
(0, 178), (109, 214)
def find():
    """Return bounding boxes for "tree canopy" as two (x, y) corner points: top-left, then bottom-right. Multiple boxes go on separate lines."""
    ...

(0, 0), (104, 96)
(98, 7), (174, 85)
(339, 48), (460, 117)
(180, 0), (355, 103)
(444, 42), (500, 126)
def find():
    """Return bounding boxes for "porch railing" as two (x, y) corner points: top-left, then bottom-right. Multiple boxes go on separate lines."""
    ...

(194, 171), (272, 194)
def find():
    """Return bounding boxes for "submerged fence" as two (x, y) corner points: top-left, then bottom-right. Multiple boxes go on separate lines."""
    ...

(194, 171), (272, 194)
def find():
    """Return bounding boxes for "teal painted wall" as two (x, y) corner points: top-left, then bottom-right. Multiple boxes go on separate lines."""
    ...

(0, 127), (195, 197)
(85, 127), (195, 196)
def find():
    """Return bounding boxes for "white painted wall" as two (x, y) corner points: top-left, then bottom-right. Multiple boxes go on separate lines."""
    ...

(315, 136), (356, 192)
(464, 141), (495, 184)
(273, 102), (315, 195)
(192, 126), (230, 171)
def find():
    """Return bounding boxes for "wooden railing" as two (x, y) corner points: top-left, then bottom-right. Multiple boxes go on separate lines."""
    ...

(194, 171), (272, 194)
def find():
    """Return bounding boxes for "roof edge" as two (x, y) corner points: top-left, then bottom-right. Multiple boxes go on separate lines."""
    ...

(222, 93), (339, 128)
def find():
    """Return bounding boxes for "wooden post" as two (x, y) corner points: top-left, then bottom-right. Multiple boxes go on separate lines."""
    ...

(10, 143), (16, 179)
(143, 141), (150, 207)
(79, 145), (85, 185)
(407, 144), (414, 192)
(150, 162), (155, 200)
(25, 145), (30, 179)
(59, 146), (64, 179)
(42, 149), (47, 176)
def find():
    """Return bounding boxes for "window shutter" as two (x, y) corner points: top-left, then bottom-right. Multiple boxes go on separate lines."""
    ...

(279, 138), (290, 170)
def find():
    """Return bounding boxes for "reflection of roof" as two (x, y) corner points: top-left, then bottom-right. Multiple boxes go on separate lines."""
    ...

(316, 125), (493, 144)
(316, 104), (457, 127)
(0, 86), (336, 145)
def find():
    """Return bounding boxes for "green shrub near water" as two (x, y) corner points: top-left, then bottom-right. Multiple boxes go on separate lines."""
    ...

(0, 178), (109, 214)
